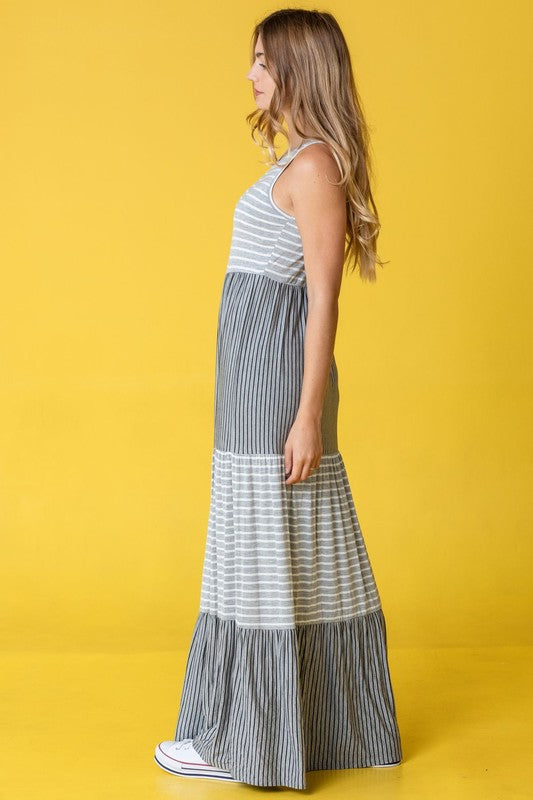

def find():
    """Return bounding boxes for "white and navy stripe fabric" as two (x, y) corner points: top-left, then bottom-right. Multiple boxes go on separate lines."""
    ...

(225, 141), (314, 285)
(174, 139), (402, 789)
(199, 451), (381, 628)
(213, 269), (339, 454)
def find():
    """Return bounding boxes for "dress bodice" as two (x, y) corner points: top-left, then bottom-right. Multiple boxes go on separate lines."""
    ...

(225, 139), (325, 287)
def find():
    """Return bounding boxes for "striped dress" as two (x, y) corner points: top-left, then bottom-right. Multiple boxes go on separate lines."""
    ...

(174, 138), (402, 789)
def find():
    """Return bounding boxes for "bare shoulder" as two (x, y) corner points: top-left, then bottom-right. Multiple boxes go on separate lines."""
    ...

(288, 140), (346, 229)
(290, 141), (342, 184)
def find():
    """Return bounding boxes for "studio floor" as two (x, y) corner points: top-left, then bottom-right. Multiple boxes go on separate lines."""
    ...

(2, 645), (530, 798)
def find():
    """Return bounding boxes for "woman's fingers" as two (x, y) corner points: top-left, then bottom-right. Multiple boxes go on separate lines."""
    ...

(285, 457), (321, 485)
(284, 448), (293, 480)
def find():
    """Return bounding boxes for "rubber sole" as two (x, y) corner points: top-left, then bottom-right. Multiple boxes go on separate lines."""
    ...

(154, 754), (240, 782)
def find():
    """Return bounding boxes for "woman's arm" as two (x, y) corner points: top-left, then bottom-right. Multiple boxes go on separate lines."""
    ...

(283, 144), (346, 485)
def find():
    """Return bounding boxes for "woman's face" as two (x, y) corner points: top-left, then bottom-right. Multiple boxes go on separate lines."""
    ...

(246, 34), (277, 109)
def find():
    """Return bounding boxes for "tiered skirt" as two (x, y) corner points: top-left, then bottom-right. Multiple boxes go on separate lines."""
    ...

(173, 270), (402, 789)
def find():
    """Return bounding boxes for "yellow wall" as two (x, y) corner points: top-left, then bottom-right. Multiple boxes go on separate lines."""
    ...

(1, 0), (531, 651)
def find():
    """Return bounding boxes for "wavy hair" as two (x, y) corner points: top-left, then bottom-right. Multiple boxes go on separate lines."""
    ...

(246, 8), (388, 282)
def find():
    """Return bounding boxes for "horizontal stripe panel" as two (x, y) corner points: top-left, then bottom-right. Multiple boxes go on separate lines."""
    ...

(198, 449), (382, 627)
(225, 139), (327, 286)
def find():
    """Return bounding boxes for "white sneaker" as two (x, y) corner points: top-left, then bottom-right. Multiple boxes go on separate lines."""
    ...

(372, 759), (402, 767)
(154, 739), (241, 782)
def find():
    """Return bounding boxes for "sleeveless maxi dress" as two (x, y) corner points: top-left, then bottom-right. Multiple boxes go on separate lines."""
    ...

(173, 138), (403, 789)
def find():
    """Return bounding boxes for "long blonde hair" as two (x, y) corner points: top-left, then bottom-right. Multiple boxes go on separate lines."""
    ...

(246, 8), (388, 282)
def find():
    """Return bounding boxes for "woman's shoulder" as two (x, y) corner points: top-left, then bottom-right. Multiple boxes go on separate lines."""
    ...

(291, 140), (341, 181)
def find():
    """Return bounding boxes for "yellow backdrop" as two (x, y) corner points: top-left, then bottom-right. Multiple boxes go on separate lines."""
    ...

(1, 0), (531, 657)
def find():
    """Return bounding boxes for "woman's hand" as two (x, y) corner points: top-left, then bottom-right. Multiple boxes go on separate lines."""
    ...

(284, 412), (323, 485)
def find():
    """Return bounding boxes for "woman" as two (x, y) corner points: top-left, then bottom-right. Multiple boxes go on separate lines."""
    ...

(154, 7), (402, 790)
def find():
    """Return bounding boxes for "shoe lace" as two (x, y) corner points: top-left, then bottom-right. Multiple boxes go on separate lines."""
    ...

(176, 740), (193, 750)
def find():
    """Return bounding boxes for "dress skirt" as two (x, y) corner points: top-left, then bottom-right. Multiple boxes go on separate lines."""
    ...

(174, 269), (402, 789)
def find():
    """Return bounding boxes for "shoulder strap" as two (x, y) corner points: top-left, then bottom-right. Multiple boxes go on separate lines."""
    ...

(282, 138), (326, 162)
